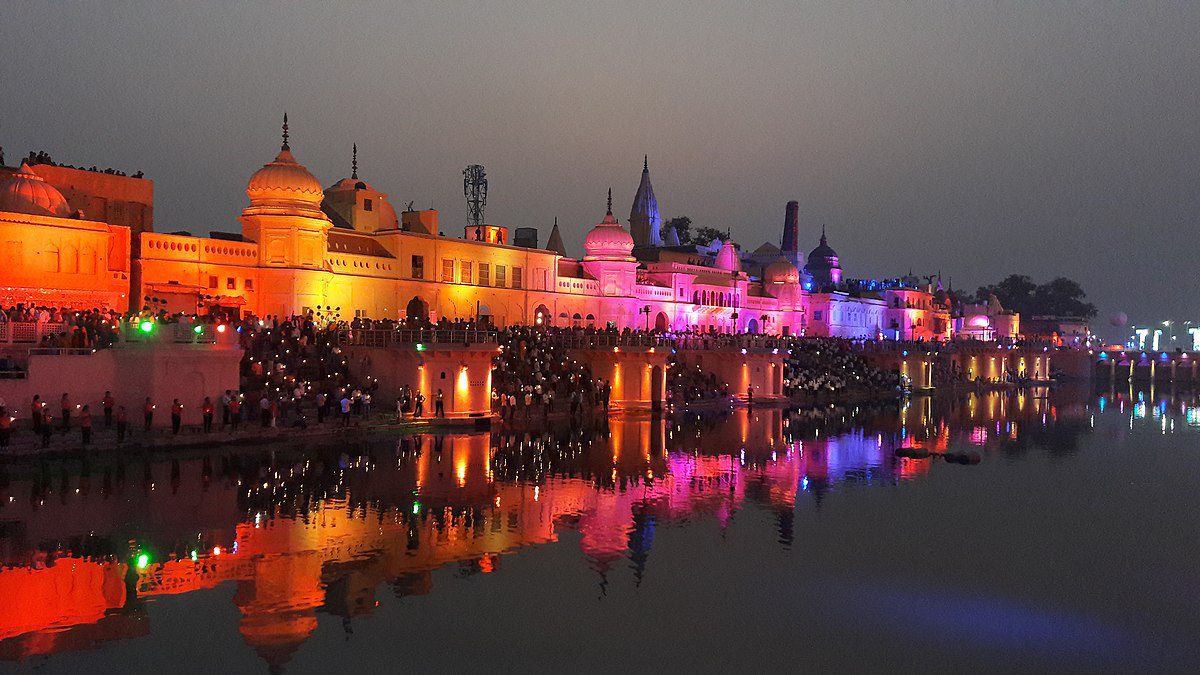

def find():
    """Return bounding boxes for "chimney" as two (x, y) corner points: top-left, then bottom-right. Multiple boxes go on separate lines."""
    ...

(781, 201), (800, 253)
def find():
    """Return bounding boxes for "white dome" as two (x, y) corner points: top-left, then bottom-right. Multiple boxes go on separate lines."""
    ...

(583, 211), (635, 261)
(246, 147), (324, 209)
(764, 257), (800, 284)
(0, 163), (73, 218)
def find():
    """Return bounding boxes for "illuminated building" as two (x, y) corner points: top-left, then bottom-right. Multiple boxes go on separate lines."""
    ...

(0, 118), (961, 339)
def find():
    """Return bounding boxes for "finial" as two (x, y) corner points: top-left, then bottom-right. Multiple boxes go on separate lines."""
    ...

(351, 143), (358, 179)
(553, 216), (558, 228)
(606, 188), (612, 216)
(282, 112), (290, 150)
(820, 224), (827, 244)
(643, 155), (648, 172)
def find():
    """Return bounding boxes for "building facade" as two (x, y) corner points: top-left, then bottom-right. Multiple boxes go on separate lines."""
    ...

(0, 121), (963, 339)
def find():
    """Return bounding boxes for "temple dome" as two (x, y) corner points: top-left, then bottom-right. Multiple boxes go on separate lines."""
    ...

(246, 147), (324, 209)
(715, 239), (741, 272)
(584, 193), (635, 261)
(0, 163), (73, 218)
(807, 234), (838, 267)
(764, 257), (800, 284)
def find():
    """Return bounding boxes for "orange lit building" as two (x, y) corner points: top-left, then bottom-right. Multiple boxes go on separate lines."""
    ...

(0, 118), (958, 338)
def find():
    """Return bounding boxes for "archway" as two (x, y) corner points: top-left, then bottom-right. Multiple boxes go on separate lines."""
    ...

(406, 296), (429, 322)
(572, 312), (583, 328)
(651, 364), (664, 411)
(654, 311), (669, 332)
(746, 318), (759, 334)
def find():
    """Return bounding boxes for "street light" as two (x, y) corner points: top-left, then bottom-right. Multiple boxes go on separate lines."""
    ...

(640, 306), (652, 331)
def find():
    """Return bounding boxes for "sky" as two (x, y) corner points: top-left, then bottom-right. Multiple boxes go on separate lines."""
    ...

(2, 1), (1198, 339)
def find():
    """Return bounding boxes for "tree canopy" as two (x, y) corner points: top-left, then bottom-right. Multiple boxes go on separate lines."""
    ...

(974, 275), (1097, 319)
(664, 216), (692, 244)
(692, 226), (726, 247)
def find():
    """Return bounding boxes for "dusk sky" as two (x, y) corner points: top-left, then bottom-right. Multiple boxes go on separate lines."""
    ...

(3, 1), (1197, 337)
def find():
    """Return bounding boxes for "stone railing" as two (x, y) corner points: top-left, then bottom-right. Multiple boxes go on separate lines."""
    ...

(334, 328), (499, 347)
(674, 334), (787, 351)
(550, 333), (674, 350)
(0, 322), (69, 344)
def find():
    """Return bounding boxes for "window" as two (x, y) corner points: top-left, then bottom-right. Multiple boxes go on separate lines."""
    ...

(208, 275), (218, 289)
(226, 277), (236, 290)
(814, 310), (823, 321)
(495, 265), (506, 287)
(478, 263), (490, 286)
(442, 259), (455, 282)
(411, 255), (424, 279)
(512, 267), (523, 290)
(363, 198), (373, 212)
(244, 278), (254, 290)
(460, 261), (472, 285)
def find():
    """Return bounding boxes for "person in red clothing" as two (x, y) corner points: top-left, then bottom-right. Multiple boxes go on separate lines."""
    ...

(228, 393), (240, 429)
(171, 399), (184, 435)
(80, 404), (93, 445)
(143, 397), (155, 431)
(201, 397), (214, 433)
(102, 391), (115, 428)
(30, 395), (43, 435)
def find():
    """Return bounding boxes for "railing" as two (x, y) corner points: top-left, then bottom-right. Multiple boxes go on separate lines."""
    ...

(551, 333), (674, 350)
(0, 322), (68, 343)
(27, 348), (98, 356)
(334, 328), (499, 347)
(674, 334), (787, 351)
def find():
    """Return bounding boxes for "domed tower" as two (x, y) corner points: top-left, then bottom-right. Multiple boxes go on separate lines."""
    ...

(763, 256), (803, 303)
(805, 226), (842, 288)
(0, 163), (74, 218)
(321, 143), (399, 233)
(240, 114), (332, 270)
(583, 189), (638, 296)
(714, 239), (741, 273)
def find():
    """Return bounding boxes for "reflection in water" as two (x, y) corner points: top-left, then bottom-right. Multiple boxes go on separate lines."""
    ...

(0, 386), (1168, 667)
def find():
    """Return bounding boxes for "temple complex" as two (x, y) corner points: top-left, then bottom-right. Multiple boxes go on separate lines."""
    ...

(0, 117), (967, 340)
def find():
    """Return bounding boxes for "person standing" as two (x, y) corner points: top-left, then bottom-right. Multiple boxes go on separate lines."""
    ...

(228, 396), (241, 431)
(31, 395), (43, 436)
(60, 393), (72, 432)
(396, 396), (404, 423)
(316, 391), (327, 424)
(260, 395), (271, 428)
(220, 389), (232, 427)
(0, 407), (12, 451)
(414, 391), (424, 418)
(171, 399), (184, 434)
(41, 409), (53, 448)
(339, 394), (352, 426)
(201, 397), (214, 433)
(143, 397), (155, 431)
(362, 391), (372, 420)
(434, 389), (444, 417)
(102, 391), (115, 428)
(116, 406), (128, 443)
(80, 405), (93, 445)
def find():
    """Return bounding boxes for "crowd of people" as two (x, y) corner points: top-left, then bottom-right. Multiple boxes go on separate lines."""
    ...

(15, 149), (144, 178)
(0, 303), (923, 451)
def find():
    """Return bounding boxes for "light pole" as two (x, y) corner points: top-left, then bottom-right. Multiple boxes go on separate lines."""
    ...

(640, 305), (652, 331)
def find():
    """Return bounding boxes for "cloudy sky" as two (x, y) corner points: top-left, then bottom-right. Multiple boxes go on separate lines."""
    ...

(2, 1), (1197, 337)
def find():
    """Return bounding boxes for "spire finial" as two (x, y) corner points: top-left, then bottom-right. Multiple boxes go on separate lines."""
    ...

(282, 112), (290, 150)
(606, 188), (612, 216)
(643, 155), (648, 172)
(820, 224), (827, 244)
(351, 143), (358, 179)
(554, 216), (558, 228)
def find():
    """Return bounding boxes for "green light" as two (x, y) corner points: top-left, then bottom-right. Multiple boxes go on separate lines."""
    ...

(192, 324), (203, 334)
(190, 550), (198, 562)
(139, 321), (154, 333)
(136, 553), (150, 569)
(415, 343), (425, 352)
(412, 502), (421, 514)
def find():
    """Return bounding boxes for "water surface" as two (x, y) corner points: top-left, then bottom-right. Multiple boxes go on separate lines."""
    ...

(0, 387), (1197, 672)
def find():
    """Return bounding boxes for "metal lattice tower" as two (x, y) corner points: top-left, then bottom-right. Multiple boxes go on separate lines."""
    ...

(463, 164), (488, 231)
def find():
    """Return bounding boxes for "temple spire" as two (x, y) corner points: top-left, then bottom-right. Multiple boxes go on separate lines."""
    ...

(643, 154), (648, 172)
(351, 143), (358, 179)
(282, 112), (290, 151)
(546, 216), (567, 256)
(606, 188), (612, 216)
(820, 224), (827, 245)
